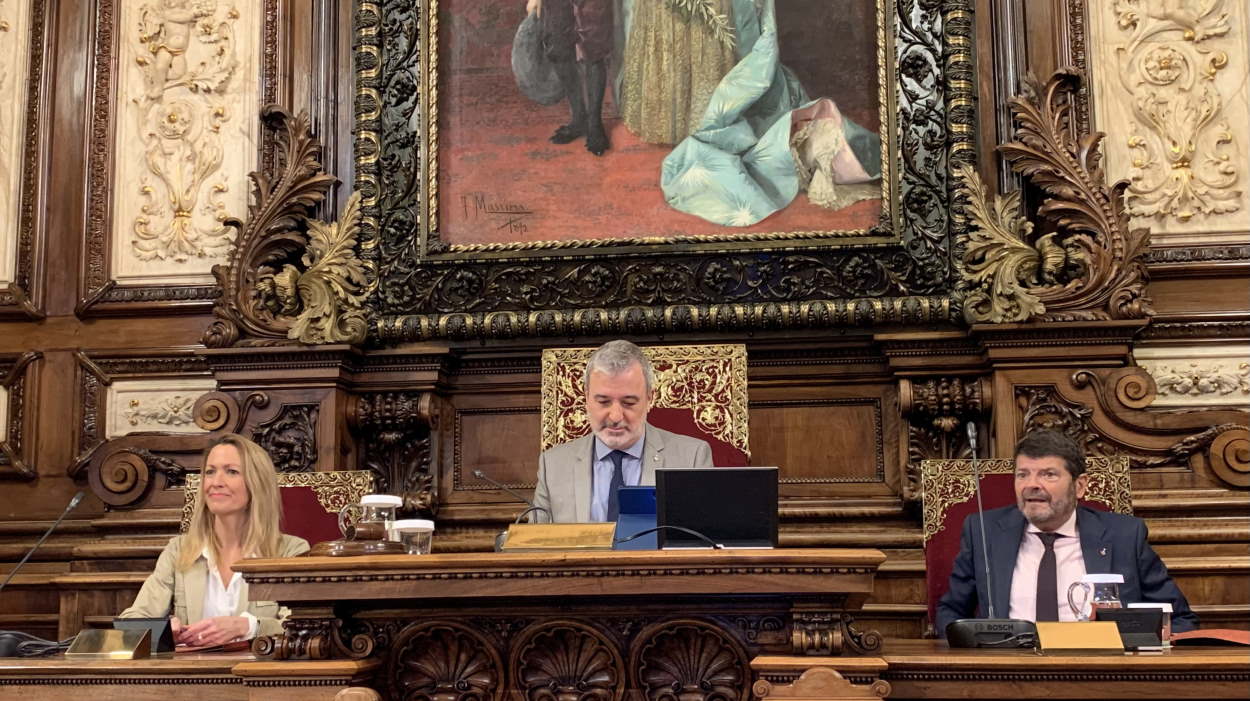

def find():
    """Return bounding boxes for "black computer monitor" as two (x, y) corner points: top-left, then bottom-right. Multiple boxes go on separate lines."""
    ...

(655, 467), (778, 548)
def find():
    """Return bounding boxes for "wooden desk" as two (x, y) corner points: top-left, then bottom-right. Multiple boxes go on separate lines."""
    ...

(0, 653), (378, 701)
(754, 640), (1250, 700)
(234, 549), (887, 699)
(0, 653), (249, 701)
(880, 640), (1250, 700)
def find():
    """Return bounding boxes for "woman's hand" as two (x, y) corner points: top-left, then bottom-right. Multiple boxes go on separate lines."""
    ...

(177, 615), (250, 646)
(526, 0), (541, 16)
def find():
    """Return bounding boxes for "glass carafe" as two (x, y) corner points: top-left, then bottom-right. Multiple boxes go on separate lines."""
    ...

(339, 494), (403, 541)
(1067, 573), (1124, 621)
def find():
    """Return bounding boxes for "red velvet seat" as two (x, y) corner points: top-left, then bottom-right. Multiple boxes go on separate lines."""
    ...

(182, 470), (375, 545)
(919, 456), (1132, 631)
(540, 344), (750, 466)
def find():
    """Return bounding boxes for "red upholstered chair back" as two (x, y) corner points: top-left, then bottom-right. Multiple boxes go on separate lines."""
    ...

(919, 457), (1132, 629)
(183, 470), (375, 545)
(541, 344), (750, 466)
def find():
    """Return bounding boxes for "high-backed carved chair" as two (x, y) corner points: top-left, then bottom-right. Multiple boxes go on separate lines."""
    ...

(183, 470), (375, 545)
(920, 456), (1132, 628)
(540, 344), (750, 466)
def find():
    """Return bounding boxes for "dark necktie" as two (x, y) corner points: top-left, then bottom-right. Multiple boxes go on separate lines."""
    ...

(605, 450), (626, 521)
(1035, 532), (1063, 621)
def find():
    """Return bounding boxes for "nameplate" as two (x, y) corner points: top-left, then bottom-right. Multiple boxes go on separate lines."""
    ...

(65, 628), (151, 659)
(1036, 621), (1124, 653)
(501, 523), (617, 551)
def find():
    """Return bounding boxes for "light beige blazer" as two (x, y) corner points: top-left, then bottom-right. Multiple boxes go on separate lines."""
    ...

(119, 533), (309, 637)
(532, 423), (713, 523)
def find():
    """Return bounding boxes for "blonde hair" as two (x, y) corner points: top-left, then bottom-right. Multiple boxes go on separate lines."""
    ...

(178, 433), (284, 571)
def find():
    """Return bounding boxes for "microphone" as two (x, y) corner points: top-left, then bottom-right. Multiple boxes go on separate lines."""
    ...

(966, 423), (994, 617)
(0, 491), (85, 597)
(472, 470), (553, 551)
(0, 491), (85, 657)
(946, 423), (1036, 648)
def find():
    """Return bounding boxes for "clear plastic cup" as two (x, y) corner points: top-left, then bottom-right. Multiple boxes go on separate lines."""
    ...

(394, 519), (434, 555)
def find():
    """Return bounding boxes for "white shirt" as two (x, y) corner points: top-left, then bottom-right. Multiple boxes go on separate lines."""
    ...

(201, 548), (259, 639)
(589, 436), (643, 522)
(1008, 510), (1087, 622)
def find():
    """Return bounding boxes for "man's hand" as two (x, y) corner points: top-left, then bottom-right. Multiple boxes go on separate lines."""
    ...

(177, 616), (250, 646)
(526, 0), (541, 16)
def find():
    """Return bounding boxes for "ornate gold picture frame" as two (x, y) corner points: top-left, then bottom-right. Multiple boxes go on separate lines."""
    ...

(356, 0), (976, 341)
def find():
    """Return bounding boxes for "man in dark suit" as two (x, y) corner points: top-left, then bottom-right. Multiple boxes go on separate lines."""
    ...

(936, 430), (1198, 636)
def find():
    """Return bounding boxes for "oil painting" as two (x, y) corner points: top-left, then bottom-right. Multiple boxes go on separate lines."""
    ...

(431, 0), (890, 248)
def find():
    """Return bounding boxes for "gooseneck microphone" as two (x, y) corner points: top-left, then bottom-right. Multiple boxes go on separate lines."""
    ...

(472, 470), (553, 524)
(967, 423), (996, 618)
(945, 423), (1037, 648)
(0, 491), (85, 597)
(0, 491), (86, 657)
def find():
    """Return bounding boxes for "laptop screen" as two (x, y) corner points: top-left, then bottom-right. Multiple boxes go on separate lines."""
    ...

(656, 467), (778, 548)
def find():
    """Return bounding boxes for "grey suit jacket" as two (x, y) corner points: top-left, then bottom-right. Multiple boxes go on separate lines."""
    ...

(119, 533), (309, 637)
(532, 423), (713, 523)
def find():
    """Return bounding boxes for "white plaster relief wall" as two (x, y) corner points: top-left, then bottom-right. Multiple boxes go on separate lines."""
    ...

(1089, 0), (1250, 246)
(0, 0), (32, 287)
(110, 1), (261, 285)
(105, 378), (216, 438)
(1136, 344), (1250, 407)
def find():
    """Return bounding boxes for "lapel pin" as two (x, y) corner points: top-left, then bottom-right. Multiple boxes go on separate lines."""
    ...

(1099, 547), (1107, 556)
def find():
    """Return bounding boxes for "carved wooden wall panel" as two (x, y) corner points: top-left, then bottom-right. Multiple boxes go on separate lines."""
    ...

(0, 351), (37, 479)
(72, 348), (210, 477)
(1087, 0), (1249, 246)
(81, 0), (277, 314)
(0, 0), (46, 319)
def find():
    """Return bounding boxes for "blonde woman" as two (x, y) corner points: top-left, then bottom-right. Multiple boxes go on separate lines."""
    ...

(119, 434), (309, 645)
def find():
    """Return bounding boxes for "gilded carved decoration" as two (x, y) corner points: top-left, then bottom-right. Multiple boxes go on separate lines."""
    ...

(352, 392), (438, 516)
(960, 70), (1154, 323)
(1088, 0), (1248, 240)
(540, 344), (749, 456)
(112, 0), (259, 281)
(202, 107), (370, 347)
(919, 457), (1133, 544)
(362, 1), (970, 340)
(898, 376), (989, 501)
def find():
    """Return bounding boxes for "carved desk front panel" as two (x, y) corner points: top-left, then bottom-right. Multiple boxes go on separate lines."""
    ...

(236, 549), (887, 701)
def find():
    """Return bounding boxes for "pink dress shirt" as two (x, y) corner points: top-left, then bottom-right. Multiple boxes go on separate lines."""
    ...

(1008, 510), (1087, 622)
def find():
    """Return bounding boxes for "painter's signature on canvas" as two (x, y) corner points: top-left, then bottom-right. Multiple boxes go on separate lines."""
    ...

(461, 193), (532, 234)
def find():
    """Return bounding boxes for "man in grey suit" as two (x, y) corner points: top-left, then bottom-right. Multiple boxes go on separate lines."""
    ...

(533, 340), (713, 523)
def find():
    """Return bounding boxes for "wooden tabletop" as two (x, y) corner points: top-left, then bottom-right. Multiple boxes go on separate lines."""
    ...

(235, 548), (887, 603)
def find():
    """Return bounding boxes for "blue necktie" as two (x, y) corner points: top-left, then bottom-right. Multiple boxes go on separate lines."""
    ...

(605, 450), (626, 521)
